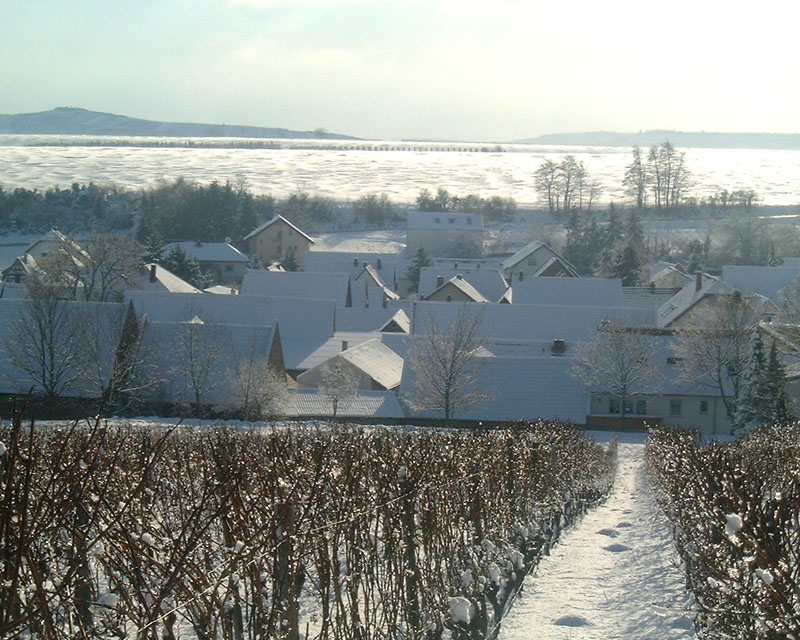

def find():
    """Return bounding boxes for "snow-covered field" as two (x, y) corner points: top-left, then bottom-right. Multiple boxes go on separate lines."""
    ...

(499, 439), (696, 640)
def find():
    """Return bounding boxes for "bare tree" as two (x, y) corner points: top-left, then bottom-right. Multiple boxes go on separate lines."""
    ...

(319, 359), (358, 419)
(647, 141), (691, 209)
(623, 145), (648, 209)
(3, 276), (91, 399)
(42, 231), (144, 302)
(672, 291), (759, 419)
(228, 344), (289, 421)
(571, 321), (658, 426)
(405, 306), (488, 423)
(168, 319), (233, 412)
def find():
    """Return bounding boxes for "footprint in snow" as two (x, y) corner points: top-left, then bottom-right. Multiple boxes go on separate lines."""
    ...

(623, 509), (633, 514)
(616, 521), (633, 528)
(603, 543), (631, 553)
(596, 528), (618, 537)
(553, 615), (592, 627)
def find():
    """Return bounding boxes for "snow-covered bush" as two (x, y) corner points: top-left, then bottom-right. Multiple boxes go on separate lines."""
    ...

(0, 414), (615, 639)
(646, 424), (800, 639)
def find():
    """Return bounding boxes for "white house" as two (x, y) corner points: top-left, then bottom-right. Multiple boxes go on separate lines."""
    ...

(406, 211), (484, 257)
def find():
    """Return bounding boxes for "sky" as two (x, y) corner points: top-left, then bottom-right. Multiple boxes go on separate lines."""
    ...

(1, 0), (798, 142)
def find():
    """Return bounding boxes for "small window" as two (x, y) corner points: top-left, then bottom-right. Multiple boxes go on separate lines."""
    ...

(446, 294), (452, 302)
(434, 217), (441, 223)
(636, 399), (647, 415)
(225, 265), (233, 272)
(609, 398), (633, 414)
(467, 217), (473, 224)
(670, 399), (682, 416)
(699, 400), (709, 414)
(448, 217), (455, 224)
(667, 356), (683, 365)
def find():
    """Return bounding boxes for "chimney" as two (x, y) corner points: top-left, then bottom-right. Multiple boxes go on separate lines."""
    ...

(149, 264), (157, 283)
(695, 271), (703, 292)
(341, 340), (349, 351)
(436, 275), (444, 287)
(456, 274), (463, 280)
(519, 271), (524, 281)
(376, 257), (382, 270)
(551, 338), (566, 355)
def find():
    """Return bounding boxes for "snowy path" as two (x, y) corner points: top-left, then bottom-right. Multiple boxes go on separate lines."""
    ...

(498, 442), (696, 640)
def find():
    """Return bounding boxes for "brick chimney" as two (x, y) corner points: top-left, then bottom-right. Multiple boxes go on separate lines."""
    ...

(149, 264), (157, 283)
(695, 271), (703, 292)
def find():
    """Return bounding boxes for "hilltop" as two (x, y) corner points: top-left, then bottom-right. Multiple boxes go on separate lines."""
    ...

(0, 107), (359, 140)
(516, 129), (800, 150)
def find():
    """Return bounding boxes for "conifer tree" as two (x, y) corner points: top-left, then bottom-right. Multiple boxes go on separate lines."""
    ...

(735, 327), (769, 434)
(764, 340), (793, 423)
(405, 246), (432, 293)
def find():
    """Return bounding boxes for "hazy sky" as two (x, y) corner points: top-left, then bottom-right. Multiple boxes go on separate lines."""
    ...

(2, 0), (798, 141)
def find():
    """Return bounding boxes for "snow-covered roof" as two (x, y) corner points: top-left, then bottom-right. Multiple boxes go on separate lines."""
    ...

(240, 270), (351, 306)
(338, 338), (404, 389)
(512, 277), (623, 307)
(295, 332), (380, 371)
(127, 264), (201, 294)
(721, 265), (800, 306)
(501, 240), (545, 270)
(399, 353), (589, 423)
(407, 301), (655, 342)
(623, 287), (680, 310)
(656, 275), (728, 327)
(204, 285), (238, 295)
(125, 291), (335, 370)
(243, 215), (315, 243)
(305, 252), (408, 281)
(529, 255), (580, 278)
(406, 211), (484, 231)
(419, 267), (508, 302)
(162, 241), (249, 264)
(297, 338), (404, 390)
(333, 307), (410, 333)
(285, 389), (405, 419)
(425, 275), (489, 302)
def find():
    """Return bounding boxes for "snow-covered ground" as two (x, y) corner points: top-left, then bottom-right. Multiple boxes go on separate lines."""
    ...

(310, 228), (407, 254)
(498, 439), (696, 640)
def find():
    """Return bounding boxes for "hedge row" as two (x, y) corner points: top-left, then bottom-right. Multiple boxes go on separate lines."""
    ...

(0, 416), (616, 640)
(646, 425), (800, 638)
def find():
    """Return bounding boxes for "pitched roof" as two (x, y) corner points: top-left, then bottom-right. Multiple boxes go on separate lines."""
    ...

(240, 270), (351, 306)
(425, 275), (489, 302)
(125, 290), (335, 370)
(721, 265), (800, 306)
(419, 267), (508, 302)
(407, 210), (484, 231)
(334, 307), (410, 333)
(511, 277), (623, 307)
(128, 264), (201, 294)
(297, 337), (404, 390)
(162, 241), (249, 264)
(285, 389), (405, 418)
(656, 275), (728, 327)
(529, 255), (580, 277)
(406, 300), (655, 342)
(295, 332), (380, 371)
(243, 215), (315, 243)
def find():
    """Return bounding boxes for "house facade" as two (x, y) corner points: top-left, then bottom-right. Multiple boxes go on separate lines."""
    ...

(244, 216), (314, 269)
(162, 241), (250, 284)
(406, 211), (484, 258)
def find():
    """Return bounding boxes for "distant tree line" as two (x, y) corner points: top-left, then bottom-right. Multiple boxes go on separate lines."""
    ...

(416, 187), (516, 224)
(0, 182), (137, 234)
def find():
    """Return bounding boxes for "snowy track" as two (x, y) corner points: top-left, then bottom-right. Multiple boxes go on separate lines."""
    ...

(498, 441), (696, 640)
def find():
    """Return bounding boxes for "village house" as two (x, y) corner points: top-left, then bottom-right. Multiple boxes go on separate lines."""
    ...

(161, 241), (250, 284)
(244, 215), (314, 269)
(406, 211), (484, 257)
(500, 240), (578, 281)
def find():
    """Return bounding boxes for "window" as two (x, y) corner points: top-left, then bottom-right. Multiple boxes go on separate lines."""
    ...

(609, 398), (633, 414)
(225, 265), (233, 272)
(448, 217), (455, 224)
(667, 356), (683, 365)
(467, 217), (473, 224)
(699, 400), (709, 414)
(434, 217), (441, 223)
(446, 294), (452, 302)
(670, 399), (682, 416)
(636, 399), (647, 415)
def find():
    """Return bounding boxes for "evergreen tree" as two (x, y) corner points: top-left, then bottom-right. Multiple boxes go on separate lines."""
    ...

(734, 327), (769, 434)
(405, 247), (432, 293)
(764, 340), (793, 423)
(612, 244), (643, 286)
(281, 247), (300, 272)
(160, 246), (207, 289)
